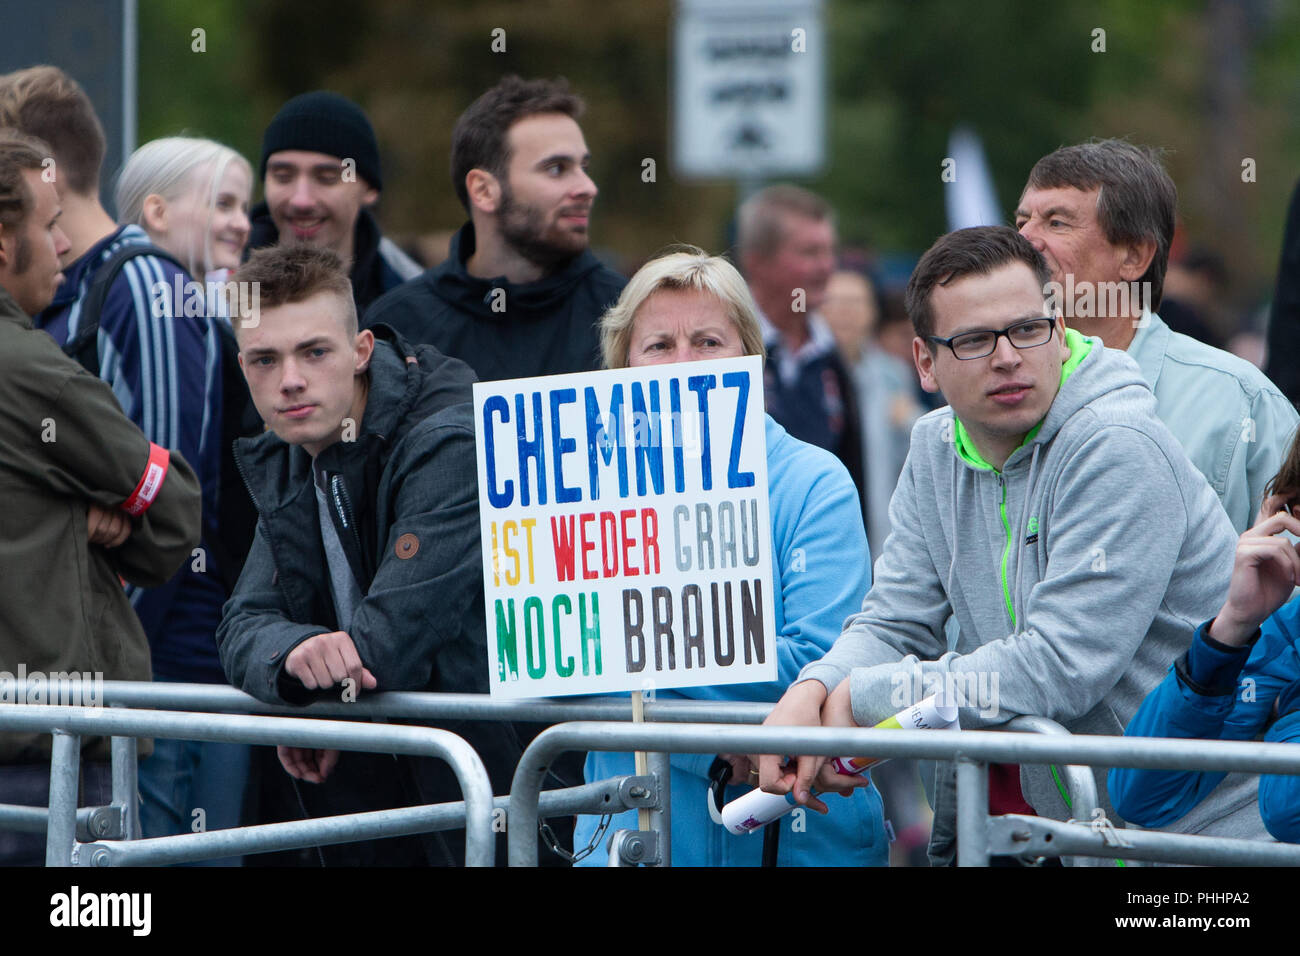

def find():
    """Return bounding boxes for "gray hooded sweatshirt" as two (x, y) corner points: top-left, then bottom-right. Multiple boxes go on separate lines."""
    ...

(800, 329), (1266, 862)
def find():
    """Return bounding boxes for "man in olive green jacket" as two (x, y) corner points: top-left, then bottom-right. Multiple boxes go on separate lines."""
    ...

(0, 133), (201, 864)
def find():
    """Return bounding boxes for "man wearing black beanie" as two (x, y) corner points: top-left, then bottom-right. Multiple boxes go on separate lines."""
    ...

(247, 90), (421, 315)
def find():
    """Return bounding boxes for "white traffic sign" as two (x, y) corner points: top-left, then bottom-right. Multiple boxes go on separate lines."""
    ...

(673, 0), (826, 180)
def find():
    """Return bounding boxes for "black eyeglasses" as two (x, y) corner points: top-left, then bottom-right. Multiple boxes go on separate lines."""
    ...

(927, 318), (1056, 360)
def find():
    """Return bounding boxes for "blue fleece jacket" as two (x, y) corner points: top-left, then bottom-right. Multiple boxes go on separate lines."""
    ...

(575, 415), (887, 867)
(1109, 604), (1300, 842)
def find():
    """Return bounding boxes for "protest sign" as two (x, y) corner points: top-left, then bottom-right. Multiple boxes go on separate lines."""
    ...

(474, 355), (777, 698)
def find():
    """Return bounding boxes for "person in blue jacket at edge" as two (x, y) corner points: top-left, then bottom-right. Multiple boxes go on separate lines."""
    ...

(571, 247), (887, 867)
(1109, 427), (1300, 843)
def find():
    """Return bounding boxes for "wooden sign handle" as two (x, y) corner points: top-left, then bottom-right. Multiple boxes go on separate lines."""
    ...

(631, 690), (652, 834)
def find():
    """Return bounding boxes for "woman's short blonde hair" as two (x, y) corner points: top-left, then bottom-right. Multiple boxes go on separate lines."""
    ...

(599, 246), (766, 369)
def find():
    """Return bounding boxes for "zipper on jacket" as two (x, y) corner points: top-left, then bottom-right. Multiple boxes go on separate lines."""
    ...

(329, 472), (372, 588)
(329, 473), (351, 530)
(998, 475), (1016, 628)
(329, 473), (365, 553)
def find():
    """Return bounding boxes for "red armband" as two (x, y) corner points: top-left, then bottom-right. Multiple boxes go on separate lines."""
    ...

(121, 442), (170, 516)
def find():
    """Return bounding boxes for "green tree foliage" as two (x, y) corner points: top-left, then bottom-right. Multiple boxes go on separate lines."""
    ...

(137, 0), (1300, 316)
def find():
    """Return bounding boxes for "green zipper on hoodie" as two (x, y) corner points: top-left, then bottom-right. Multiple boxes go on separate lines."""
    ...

(998, 476), (1015, 626)
(948, 330), (1126, 863)
(951, 328), (1093, 629)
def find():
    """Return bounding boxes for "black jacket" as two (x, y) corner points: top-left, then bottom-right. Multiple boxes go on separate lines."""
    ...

(1267, 177), (1300, 408)
(217, 327), (523, 862)
(762, 343), (868, 523)
(362, 222), (626, 381)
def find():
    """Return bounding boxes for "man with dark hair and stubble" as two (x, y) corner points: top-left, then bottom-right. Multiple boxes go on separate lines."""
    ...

(1015, 139), (1296, 534)
(363, 74), (626, 381)
(217, 244), (525, 866)
(757, 226), (1267, 865)
(0, 131), (200, 865)
(364, 76), (623, 860)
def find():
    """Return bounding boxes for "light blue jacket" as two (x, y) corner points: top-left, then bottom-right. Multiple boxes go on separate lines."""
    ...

(1110, 605), (1300, 843)
(574, 415), (887, 867)
(1128, 312), (1298, 533)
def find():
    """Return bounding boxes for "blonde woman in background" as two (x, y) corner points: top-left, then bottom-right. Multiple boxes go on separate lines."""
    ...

(116, 135), (251, 300)
(115, 136), (255, 864)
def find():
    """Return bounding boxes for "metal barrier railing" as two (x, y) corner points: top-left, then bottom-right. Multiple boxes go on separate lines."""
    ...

(0, 681), (770, 868)
(84, 680), (775, 723)
(1001, 714), (1100, 866)
(5, 681), (1267, 867)
(0, 682), (774, 867)
(1, 682), (760, 867)
(505, 722), (1300, 867)
(13, 682), (1097, 867)
(0, 704), (495, 866)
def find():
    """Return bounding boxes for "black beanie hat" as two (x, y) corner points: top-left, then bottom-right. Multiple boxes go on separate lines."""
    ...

(259, 91), (382, 192)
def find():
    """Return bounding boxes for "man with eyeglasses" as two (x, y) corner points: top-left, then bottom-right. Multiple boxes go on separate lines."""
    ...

(756, 226), (1264, 865)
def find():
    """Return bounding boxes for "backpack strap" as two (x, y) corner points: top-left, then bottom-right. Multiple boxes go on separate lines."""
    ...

(64, 243), (188, 375)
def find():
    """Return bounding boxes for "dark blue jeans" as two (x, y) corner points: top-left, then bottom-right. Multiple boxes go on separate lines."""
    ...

(138, 737), (250, 866)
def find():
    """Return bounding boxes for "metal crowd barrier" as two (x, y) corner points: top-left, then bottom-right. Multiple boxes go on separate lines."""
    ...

(506, 722), (1300, 866)
(0, 704), (495, 866)
(12, 682), (1095, 867)
(5, 681), (1291, 866)
(88, 680), (774, 723)
(0, 681), (772, 868)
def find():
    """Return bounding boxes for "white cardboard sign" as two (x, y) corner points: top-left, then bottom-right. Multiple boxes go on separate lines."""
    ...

(473, 356), (777, 698)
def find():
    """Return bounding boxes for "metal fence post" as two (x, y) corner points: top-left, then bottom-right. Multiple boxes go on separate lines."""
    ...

(606, 831), (625, 866)
(110, 730), (139, 841)
(46, 730), (81, 867)
(955, 756), (989, 867)
(647, 749), (672, 867)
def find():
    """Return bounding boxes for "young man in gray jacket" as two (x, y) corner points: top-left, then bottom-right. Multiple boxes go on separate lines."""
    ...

(758, 226), (1261, 864)
(217, 244), (524, 865)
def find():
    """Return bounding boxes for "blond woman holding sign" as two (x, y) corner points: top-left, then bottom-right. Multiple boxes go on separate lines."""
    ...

(572, 249), (887, 867)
